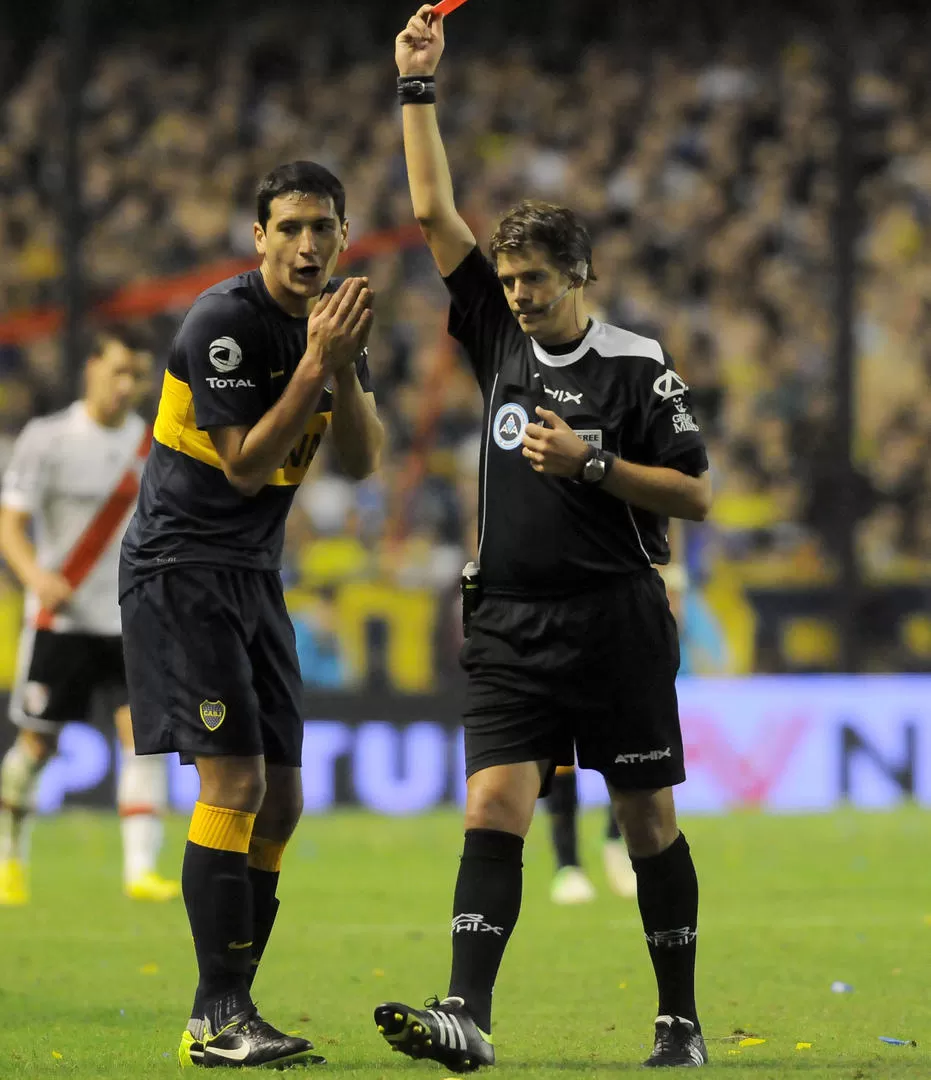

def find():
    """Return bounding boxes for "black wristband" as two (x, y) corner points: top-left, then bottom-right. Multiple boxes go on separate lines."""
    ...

(397, 75), (437, 106)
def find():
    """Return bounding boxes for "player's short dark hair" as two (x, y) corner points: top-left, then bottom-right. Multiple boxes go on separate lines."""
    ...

(489, 201), (597, 284)
(256, 161), (346, 228)
(86, 323), (152, 360)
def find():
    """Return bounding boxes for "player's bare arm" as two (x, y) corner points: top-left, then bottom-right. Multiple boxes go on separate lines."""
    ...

(209, 278), (374, 496)
(522, 407), (712, 522)
(0, 506), (73, 611)
(397, 4), (476, 276)
(330, 364), (384, 480)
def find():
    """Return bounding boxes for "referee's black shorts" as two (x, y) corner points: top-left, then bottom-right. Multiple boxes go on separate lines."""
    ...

(120, 566), (304, 767)
(460, 569), (684, 791)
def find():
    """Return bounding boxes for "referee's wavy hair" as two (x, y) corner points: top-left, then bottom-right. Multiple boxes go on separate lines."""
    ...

(256, 161), (346, 227)
(489, 201), (597, 285)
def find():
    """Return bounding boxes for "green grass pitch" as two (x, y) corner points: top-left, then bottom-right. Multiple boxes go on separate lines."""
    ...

(1, 807), (928, 1079)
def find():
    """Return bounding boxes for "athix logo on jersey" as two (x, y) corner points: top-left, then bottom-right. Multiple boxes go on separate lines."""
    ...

(492, 402), (529, 451)
(544, 387), (583, 405)
(614, 747), (672, 764)
(208, 337), (243, 373)
(452, 913), (504, 936)
(205, 377), (257, 390)
(199, 700), (227, 731)
(652, 370), (688, 400)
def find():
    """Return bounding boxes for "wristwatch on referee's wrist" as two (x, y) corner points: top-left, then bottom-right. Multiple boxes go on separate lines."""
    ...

(579, 447), (616, 485)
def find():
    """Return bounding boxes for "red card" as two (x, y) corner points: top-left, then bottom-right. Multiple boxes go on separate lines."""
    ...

(432, 0), (471, 15)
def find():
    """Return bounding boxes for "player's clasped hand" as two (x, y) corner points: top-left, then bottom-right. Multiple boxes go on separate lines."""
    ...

(521, 407), (591, 477)
(303, 277), (374, 378)
(32, 569), (73, 613)
(396, 5), (445, 76)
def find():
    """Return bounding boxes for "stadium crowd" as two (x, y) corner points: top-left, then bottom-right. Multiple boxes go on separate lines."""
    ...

(0, 2), (929, 679)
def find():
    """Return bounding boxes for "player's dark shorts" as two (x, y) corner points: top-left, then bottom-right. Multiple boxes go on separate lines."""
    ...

(460, 569), (684, 790)
(120, 567), (303, 766)
(10, 629), (127, 734)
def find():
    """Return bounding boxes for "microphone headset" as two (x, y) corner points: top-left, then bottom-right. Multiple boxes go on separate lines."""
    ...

(520, 261), (589, 317)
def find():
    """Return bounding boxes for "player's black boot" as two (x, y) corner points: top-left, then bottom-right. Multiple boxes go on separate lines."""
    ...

(201, 1006), (325, 1069)
(374, 996), (495, 1072)
(642, 1016), (708, 1068)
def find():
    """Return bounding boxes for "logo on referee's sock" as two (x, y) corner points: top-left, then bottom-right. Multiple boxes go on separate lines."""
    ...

(199, 700), (227, 731)
(452, 913), (504, 935)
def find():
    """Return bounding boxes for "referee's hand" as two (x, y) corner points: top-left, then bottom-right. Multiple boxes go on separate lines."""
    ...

(303, 277), (374, 378)
(522, 407), (590, 478)
(397, 5), (445, 77)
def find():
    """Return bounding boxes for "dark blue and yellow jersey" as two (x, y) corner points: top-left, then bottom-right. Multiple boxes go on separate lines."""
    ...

(119, 269), (373, 593)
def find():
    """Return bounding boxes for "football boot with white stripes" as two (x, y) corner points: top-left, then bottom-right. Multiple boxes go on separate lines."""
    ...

(643, 1016), (708, 1067)
(374, 996), (495, 1072)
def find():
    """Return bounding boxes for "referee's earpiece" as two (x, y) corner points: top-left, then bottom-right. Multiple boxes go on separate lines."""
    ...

(573, 261), (589, 286)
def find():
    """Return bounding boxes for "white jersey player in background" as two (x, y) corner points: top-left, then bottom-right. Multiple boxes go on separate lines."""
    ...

(0, 326), (180, 905)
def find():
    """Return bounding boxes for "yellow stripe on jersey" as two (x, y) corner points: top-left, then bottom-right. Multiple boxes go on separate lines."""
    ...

(153, 369), (329, 487)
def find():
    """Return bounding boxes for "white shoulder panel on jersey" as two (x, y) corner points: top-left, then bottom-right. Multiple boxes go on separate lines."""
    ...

(532, 319), (665, 368)
(590, 322), (666, 366)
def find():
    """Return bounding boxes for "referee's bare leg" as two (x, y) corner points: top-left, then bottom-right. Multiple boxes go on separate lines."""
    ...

(374, 760), (544, 1069)
(609, 785), (702, 1045)
(449, 760), (548, 1032)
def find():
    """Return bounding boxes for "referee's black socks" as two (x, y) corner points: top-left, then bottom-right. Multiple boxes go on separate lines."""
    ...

(184, 803), (256, 1026)
(546, 769), (580, 869)
(448, 828), (524, 1033)
(631, 831), (699, 1026)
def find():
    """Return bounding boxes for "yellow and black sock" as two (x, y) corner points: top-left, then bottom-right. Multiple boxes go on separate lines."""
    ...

(184, 802), (256, 1024)
(246, 836), (287, 991)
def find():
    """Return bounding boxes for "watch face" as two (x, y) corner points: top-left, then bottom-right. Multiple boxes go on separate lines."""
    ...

(584, 456), (605, 482)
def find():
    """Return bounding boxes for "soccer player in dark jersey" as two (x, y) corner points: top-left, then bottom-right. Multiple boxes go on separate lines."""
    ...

(119, 160), (382, 1070)
(374, 8), (712, 1071)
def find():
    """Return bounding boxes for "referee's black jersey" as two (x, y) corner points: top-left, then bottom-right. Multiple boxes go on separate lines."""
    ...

(446, 247), (706, 597)
(119, 269), (373, 594)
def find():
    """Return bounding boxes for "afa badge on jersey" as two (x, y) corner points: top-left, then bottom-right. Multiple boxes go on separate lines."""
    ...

(493, 402), (529, 451)
(199, 699), (227, 731)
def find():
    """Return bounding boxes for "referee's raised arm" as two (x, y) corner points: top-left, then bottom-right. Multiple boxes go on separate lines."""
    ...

(396, 5), (476, 276)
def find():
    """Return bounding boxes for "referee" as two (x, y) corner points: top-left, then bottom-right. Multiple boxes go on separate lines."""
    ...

(375, 6), (712, 1071)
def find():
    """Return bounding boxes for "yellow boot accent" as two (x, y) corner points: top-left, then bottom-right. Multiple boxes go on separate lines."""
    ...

(0, 858), (28, 905)
(124, 871), (181, 902)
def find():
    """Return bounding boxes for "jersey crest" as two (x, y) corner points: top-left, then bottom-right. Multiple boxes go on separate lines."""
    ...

(492, 402), (529, 451)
